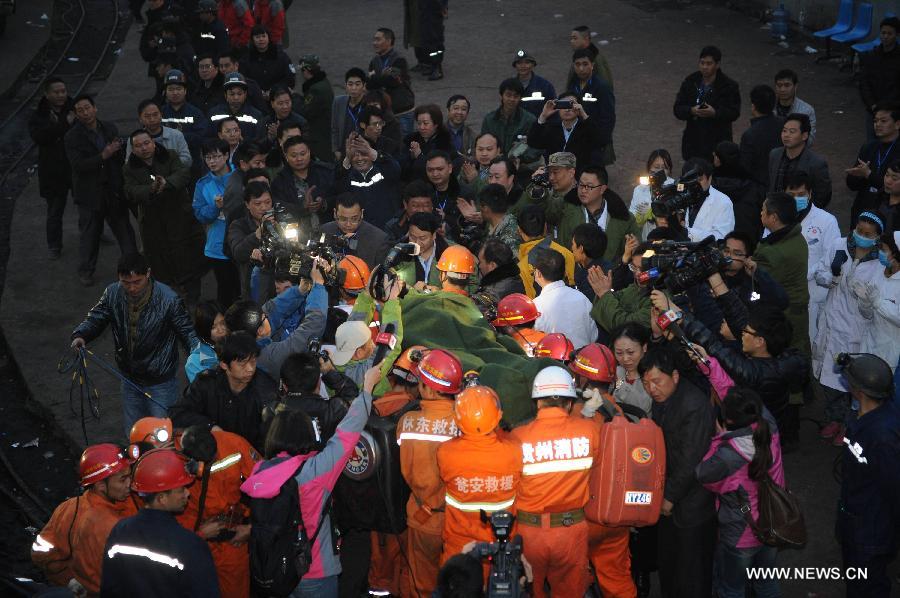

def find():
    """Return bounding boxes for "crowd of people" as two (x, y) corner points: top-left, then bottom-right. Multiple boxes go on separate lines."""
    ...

(22, 2), (900, 597)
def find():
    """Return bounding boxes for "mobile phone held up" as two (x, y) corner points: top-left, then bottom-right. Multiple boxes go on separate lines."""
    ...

(554, 99), (573, 110)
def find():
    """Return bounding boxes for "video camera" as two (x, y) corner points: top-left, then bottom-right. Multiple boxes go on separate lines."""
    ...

(528, 171), (552, 201)
(469, 510), (525, 597)
(650, 168), (708, 219)
(257, 204), (347, 287)
(307, 337), (329, 361)
(637, 235), (731, 293)
(367, 242), (420, 302)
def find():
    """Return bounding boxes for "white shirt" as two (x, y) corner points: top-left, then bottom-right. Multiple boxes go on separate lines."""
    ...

(800, 205), (841, 304)
(859, 269), (900, 373)
(583, 203), (609, 230)
(533, 280), (598, 349)
(685, 186), (734, 242)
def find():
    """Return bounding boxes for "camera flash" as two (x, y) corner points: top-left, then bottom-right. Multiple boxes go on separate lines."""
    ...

(639, 176), (650, 186)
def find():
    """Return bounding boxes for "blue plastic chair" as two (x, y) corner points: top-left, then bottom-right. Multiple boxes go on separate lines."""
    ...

(851, 12), (894, 53)
(814, 0), (855, 60)
(832, 3), (874, 43)
(813, 0), (854, 39)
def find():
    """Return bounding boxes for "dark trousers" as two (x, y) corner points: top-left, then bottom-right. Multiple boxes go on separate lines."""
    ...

(338, 529), (371, 598)
(210, 258), (240, 309)
(44, 192), (68, 251)
(842, 542), (897, 597)
(657, 515), (715, 598)
(77, 203), (137, 275)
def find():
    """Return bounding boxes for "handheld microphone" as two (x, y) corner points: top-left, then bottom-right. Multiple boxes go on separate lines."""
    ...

(372, 323), (397, 367)
(657, 310), (710, 366)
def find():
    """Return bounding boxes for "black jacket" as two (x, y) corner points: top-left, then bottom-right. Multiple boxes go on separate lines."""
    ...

(477, 261), (525, 302)
(269, 160), (336, 216)
(651, 376), (716, 527)
(192, 17), (229, 59)
(262, 369), (358, 448)
(713, 163), (763, 239)
(847, 138), (899, 220)
(64, 119), (125, 209)
(739, 113), (785, 189)
(400, 129), (454, 182)
(189, 74), (225, 116)
(859, 44), (900, 109)
(680, 289), (809, 421)
(527, 116), (606, 171)
(170, 367), (278, 450)
(72, 281), (198, 385)
(240, 44), (295, 92)
(368, 48), (415, 114)
(722, 267), (788, 313)
(673, 70), (741, 161)
(226, 213), (261, 300)
(28, 96), (75, 196)
(101, 509), (219, 598)
(334, 154), (403, 230)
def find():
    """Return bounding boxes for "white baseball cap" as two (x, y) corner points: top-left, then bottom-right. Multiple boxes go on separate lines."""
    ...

(330, 321), (372, 366)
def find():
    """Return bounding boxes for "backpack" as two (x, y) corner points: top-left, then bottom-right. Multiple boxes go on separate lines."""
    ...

(732, 475), (807, 549)
(248, 459), (328, 597)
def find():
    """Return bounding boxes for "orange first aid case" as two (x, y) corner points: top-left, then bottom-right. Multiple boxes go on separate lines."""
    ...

(586, 416), (666, 527)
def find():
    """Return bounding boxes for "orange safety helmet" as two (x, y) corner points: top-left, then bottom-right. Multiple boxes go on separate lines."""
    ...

(570, 343), (617, 383)
(131, 449), (195, 494)
(534, 333), (575, 362)
(454, 385), (502, 436)
(391, 345), (428, 383)
(436, 245), (476, 279)
(414, 348), (464, 394)
(129, 417), (173, 447)
(79, 443), (130, 487)
(492, 293), (540, 327)
(340, 255), (371, 293)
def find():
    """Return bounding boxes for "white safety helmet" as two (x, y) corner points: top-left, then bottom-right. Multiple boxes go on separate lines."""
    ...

(531, 365), (578, 400)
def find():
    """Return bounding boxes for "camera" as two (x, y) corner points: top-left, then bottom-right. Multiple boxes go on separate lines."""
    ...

(258, 205), (346, 287)
(367, 243), (420, 302)
(529, 171), (552, 200)
(457, 216), (485, 255)
(554, 99), (573, 110)
(650, 168), (708, 219)
(470, 510), (524, 597)
(307, 337), (330, 361)
(638, 235), (731, 293)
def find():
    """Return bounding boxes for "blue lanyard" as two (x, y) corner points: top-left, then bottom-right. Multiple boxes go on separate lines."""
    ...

(876, 139), (897, 172)
(380, 55), (391, 71)
(435, 189), (447, 212)
(346, 103), (362, 128)
(576, 77), (593, 94)
(696, 84), (710, 105)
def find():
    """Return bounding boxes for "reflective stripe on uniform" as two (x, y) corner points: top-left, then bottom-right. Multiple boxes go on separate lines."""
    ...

(200, 33), (217, 40)
(522, 456), (593, 476)
(236, 114), (258, 124)
(209, 114), (228, 121)
(107, 544), (185, 570)
(162, 117), (195, 124)
(350, 172), (385, 188)
(209, 452), (242, 473)
(397, 432), (453, 445)
(444, 494), (515, 512)
(31, 534), (53, 553)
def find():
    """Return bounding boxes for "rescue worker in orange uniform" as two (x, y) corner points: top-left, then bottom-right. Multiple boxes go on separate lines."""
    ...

(396, 348), (463, 596)
(570, 343), (638, 598)
(509, 365), (600, 598)
(127, 416), (175, 460)
(437, 383), (522, 565)
(176, 425), (259, 598)
(533, 332), (575, 364)
(492, 293), (546, 357)
(366, 345), (426, 598)
(434, 245), (477, 297)
(32, 444), (137, 595)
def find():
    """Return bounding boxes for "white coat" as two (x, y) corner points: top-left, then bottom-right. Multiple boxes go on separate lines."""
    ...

(685, 186), (735, 242)
(858, 268), (900, 373)
(811, 238), (884, 391)
(800, 205), (841, 339)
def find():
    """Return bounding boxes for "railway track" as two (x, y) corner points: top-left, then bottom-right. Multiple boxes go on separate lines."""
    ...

(0, 0), (127, 530)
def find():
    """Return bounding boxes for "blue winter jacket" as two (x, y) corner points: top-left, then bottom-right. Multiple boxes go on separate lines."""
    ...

(193, 167), (234, 260)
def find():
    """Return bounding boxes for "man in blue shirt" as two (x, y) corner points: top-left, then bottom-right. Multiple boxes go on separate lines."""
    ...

(513, 50), (557, 119)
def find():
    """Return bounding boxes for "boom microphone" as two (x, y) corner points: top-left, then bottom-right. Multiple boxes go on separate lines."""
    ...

(657, 310), (710, 366)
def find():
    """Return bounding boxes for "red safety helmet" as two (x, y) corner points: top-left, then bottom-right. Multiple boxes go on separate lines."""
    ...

(492, 293), (540, 327)
(533, 333), (575, 362)
(414, 349), (464, 394)
(454, 385), (502, 436)
(340, 255), (371, 293)
(570, 343), (617, 383)
(131, 449), (195, 494)
(79, 443), (130, 487)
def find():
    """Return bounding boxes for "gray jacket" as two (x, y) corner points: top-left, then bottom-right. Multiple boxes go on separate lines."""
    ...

(319, 220), (392, 270)
(331, 95), (364, 156)
(125, 126), (192, 167)
(767, 145), (832, 208)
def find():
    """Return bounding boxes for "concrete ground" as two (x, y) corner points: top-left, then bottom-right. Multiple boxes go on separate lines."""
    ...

(0, 0), (54, 88)
(1, 0), (894, 594)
